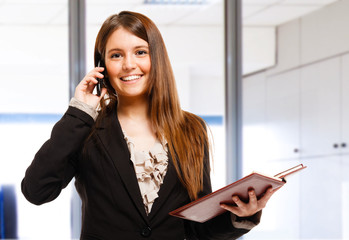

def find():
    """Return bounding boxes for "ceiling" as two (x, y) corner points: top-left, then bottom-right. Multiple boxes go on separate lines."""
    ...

(0, 0), (340, 27)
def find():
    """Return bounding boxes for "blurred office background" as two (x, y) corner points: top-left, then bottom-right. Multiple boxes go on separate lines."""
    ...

(0, 0), (348, 239)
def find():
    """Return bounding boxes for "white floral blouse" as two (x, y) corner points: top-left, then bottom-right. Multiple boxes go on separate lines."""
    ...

(123, 133), (168, 215)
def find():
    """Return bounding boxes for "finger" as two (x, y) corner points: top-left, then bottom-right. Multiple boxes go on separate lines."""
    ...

(77, 77), (97, 92)
(220, 203), (241, 216)
(248, 189), (258, 205)
(99, 87), (108, 99)
(95, 71), (104, 79)
(258, 187), (275, 208)
(85, 68), (104, 82)
(232, 195), (246, 209)
(264, 187), (276, 200)
(87, 74), (101, 84)
(87, 80), (97, 93)
(79, 76), (97, 87)
(93, 67), (105, 77)
(95, 66), (104, 72)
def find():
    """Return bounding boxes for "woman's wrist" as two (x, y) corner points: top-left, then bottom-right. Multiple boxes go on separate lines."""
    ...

(69, 97), (99, 121)
(230, 211), (262, 230)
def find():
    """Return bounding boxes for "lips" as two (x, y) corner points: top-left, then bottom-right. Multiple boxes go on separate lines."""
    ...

(120, 75), (142, 81)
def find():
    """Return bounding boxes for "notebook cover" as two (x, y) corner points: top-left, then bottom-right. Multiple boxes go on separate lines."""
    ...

(169, 173), (285, 223)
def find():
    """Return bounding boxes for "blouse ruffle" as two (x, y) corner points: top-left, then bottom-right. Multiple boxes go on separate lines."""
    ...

(124, 133), (168, 215)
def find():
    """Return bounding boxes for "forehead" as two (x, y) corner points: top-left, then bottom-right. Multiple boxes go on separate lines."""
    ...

(106, 27), (149, 50)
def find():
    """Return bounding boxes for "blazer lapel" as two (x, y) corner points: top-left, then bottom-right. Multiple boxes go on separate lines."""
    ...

(96, 110), (149, 224)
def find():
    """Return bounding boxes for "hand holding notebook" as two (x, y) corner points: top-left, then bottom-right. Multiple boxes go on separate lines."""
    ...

(169, 164), (307, 223)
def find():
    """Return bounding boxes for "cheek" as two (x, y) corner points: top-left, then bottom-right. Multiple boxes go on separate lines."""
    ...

(105, 64), (120, 90)
(106, 62), (121, 78)
(142, 60), (151, 74)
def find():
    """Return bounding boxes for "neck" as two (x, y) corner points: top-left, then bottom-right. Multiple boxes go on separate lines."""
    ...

(117, 95), (149, 121)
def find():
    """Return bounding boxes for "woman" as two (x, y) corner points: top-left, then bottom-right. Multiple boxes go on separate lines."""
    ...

(22, 11), (275, 240)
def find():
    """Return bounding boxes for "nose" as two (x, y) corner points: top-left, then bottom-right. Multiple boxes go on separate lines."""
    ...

(122, 54), (136, 71)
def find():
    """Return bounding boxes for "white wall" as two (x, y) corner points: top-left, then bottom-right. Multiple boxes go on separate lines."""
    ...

(0, 25), (69, 114)
(268, 0), (349, 76)
(243, 0), (349, 239)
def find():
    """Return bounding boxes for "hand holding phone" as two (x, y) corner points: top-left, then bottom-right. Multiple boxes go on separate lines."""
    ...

(74, 64), (106, 109)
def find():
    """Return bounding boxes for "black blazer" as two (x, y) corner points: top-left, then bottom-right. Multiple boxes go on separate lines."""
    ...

(22, 106), (252, 240)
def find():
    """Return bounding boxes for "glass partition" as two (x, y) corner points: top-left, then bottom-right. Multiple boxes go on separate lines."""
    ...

(0, 1), (70, 239)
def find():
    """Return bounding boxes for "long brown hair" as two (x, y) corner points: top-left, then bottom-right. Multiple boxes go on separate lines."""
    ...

(94, 11), (209, 200)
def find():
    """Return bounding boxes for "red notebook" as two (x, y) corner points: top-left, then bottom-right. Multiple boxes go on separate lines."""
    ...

(169, 164), (306, 223)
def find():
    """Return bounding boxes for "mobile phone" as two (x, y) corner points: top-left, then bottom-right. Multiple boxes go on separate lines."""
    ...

(96, 61), (104, 96)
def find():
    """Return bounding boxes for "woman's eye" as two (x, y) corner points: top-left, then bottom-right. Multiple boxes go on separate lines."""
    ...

(111, 53), (121, 58)
(136, 50), (147, 55)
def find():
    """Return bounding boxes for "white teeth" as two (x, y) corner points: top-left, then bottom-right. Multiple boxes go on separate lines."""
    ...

(122, 75), (141, 81)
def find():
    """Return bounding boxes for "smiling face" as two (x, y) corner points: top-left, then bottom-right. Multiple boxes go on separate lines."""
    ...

(104, 27), (151, 100)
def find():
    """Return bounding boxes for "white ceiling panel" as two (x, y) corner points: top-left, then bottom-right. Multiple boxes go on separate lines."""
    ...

(243, 5), (321, 26)
(175, 1), (223, 26)
(0, 0), (341, 27)
(0, 3), (66, 25)
(243, 0), (282, 5)
(281, 0), (338, 5)
(87, 0), (143, 3)
(86, 3), (140, 25)
(132, 4), (204, 25)
(243, 4), (267, 18)
(243, 0), (339, 26)
(1, 0), (65, 3)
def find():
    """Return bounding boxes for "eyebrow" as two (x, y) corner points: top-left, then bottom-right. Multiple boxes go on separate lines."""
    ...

(107, 45), (149, 54)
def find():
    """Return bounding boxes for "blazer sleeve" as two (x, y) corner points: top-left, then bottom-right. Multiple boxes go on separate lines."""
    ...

(21, 106), (95, 205)
(184, 145), (261, 240)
